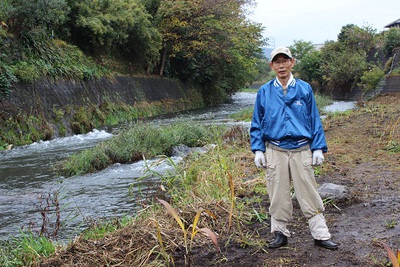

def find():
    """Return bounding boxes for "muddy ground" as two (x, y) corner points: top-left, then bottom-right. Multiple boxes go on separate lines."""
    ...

(183, 93), (400, 267)
(179, 162), (399, 267)
(39, 93), (400, 267)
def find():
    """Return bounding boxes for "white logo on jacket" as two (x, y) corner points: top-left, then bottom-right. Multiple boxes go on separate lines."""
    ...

(294, 100), (302, 106)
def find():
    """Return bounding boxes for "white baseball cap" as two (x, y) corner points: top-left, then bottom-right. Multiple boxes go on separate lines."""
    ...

(269, 46), (292, 62)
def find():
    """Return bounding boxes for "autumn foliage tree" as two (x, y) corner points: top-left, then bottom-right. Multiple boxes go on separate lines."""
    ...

(155, 0), (266, 104)
(1, 0), (266, 104)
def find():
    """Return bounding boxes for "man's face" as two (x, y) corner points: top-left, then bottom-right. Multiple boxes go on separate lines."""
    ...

(269, 54), (295, 80)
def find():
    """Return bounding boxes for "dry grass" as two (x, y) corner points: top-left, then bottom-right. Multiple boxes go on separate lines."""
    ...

(322, 93), (400, 174)
(38, 200), (244, 267)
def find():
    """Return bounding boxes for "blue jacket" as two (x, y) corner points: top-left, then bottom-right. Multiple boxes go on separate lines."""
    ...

(250, 77), (327, 153)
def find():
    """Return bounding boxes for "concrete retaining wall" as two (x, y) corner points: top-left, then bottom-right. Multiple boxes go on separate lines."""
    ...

(1, 76), (189, 116)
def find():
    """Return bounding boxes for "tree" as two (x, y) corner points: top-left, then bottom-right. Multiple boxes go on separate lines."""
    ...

(66, 0), (162, 71)
(141, 0), (161, 18)
(295, 49), (323, 89)
(7, 0), (69, 39)
(0, 1), (12, 24)
(155, 0), (266, 104)
(289, 39), (315, 62)
(320, 42), (368, 95)
(337, 24), (378, 56)
(383, 27), (400, 57)
(337, 24), (356, 44)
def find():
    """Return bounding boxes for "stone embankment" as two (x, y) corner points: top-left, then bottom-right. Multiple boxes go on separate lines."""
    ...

(2, 76), (190, 117)
(0, 76), (198, 145)
(382, 75), (400, 93)
(362, 74), (400, 100)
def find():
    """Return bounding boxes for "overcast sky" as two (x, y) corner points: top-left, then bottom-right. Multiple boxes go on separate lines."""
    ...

(248, 0), (400, 48)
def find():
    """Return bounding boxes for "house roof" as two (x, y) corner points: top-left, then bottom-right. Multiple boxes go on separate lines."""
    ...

(385, 18), (400, 28)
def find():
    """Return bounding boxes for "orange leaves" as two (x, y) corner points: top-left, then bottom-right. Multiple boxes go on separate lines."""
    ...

(380, 241), (400, 267)
(157, 198), (220, 257)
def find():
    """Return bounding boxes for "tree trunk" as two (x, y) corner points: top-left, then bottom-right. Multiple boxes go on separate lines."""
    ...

(159, 42), (167, 76)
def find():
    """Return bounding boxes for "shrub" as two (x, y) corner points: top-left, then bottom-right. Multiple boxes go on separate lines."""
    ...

(0, 67), (18, 100)
(11, 61), (40, 82)
(384, 27), (400, 57)
(359, 65), (385, 92)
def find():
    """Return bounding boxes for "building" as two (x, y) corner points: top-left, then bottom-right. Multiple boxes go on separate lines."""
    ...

(384, 18), (400, 29)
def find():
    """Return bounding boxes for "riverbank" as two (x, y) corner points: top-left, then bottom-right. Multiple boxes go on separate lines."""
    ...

(1, 93), (398, 266)
(31, 93), (399, 267)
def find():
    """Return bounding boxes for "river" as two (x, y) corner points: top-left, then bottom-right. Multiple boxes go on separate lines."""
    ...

(0, 93), (355, 241)
(0, 93), (257, 241)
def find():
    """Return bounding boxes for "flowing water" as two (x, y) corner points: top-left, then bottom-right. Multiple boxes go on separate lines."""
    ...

(0, 92), (256, 241)
(0, 93), (355, 241)
(324, 101), (356, 113)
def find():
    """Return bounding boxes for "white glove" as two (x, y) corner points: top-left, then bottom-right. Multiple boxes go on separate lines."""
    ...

(312, 149), (324, 165)
(254, 151), (266, 168)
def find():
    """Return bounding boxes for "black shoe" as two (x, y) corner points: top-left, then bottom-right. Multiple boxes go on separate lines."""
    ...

(314, 239), (339, 250)
(268, 231), (288, 248)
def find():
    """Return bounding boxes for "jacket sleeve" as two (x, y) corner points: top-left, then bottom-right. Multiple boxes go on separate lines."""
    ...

(309, 91), (328, 153)
(250, 90), (266, 153)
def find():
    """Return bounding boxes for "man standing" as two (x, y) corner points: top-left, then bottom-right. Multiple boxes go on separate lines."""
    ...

(250, 46), (338, 250)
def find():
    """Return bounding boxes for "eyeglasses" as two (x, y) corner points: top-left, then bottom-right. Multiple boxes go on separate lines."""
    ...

(272, 59), (291, 67)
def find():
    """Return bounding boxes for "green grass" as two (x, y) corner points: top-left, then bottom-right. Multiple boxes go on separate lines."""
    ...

(161, 125), (260, 205)
(0, 232), (55, 267)
(240, 88), (258, 93)
(60, 121), (227, 176)
(81, 216), (134, 240)
(11, 39), (110, 83)
(229, 107), (253, 122)
(314, 94), (333, 112)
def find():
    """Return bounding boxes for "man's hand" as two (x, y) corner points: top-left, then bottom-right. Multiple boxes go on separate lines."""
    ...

(312, 149), (324, 165)
(254, 150), (266, 168)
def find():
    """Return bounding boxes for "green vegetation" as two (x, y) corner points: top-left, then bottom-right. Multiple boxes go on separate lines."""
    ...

(314, 93), (334, 113)
(1, 1), (399, 149)
(0, 215), (136, 267)
(80, 216), (134, 240)
(59, 121), (227, 176)
(68, 91), (204, 134)
(291, 26), (400, 95)
(384, 27), (400, 57)
(229, 107), (254, 122)
(0, 232), (55, 267)
(0, 92), (204, 149)
(0, 114), (54, 147)
(0, 0), (269, 149)
(0, 0), (266, 105)
(359, 66), (385, 92)
(390, 67), (400, 75)
(1, 93), (399, 265)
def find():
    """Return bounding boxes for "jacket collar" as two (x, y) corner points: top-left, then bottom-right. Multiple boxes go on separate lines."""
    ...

(273, 73), (296, 88)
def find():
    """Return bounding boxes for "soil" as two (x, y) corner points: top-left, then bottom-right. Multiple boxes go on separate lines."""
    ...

(178, 162), (400, 267)
(39, 93), (400, 267)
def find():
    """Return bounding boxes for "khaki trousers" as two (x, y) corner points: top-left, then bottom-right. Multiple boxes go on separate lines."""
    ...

(265, 147), (331, 240)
